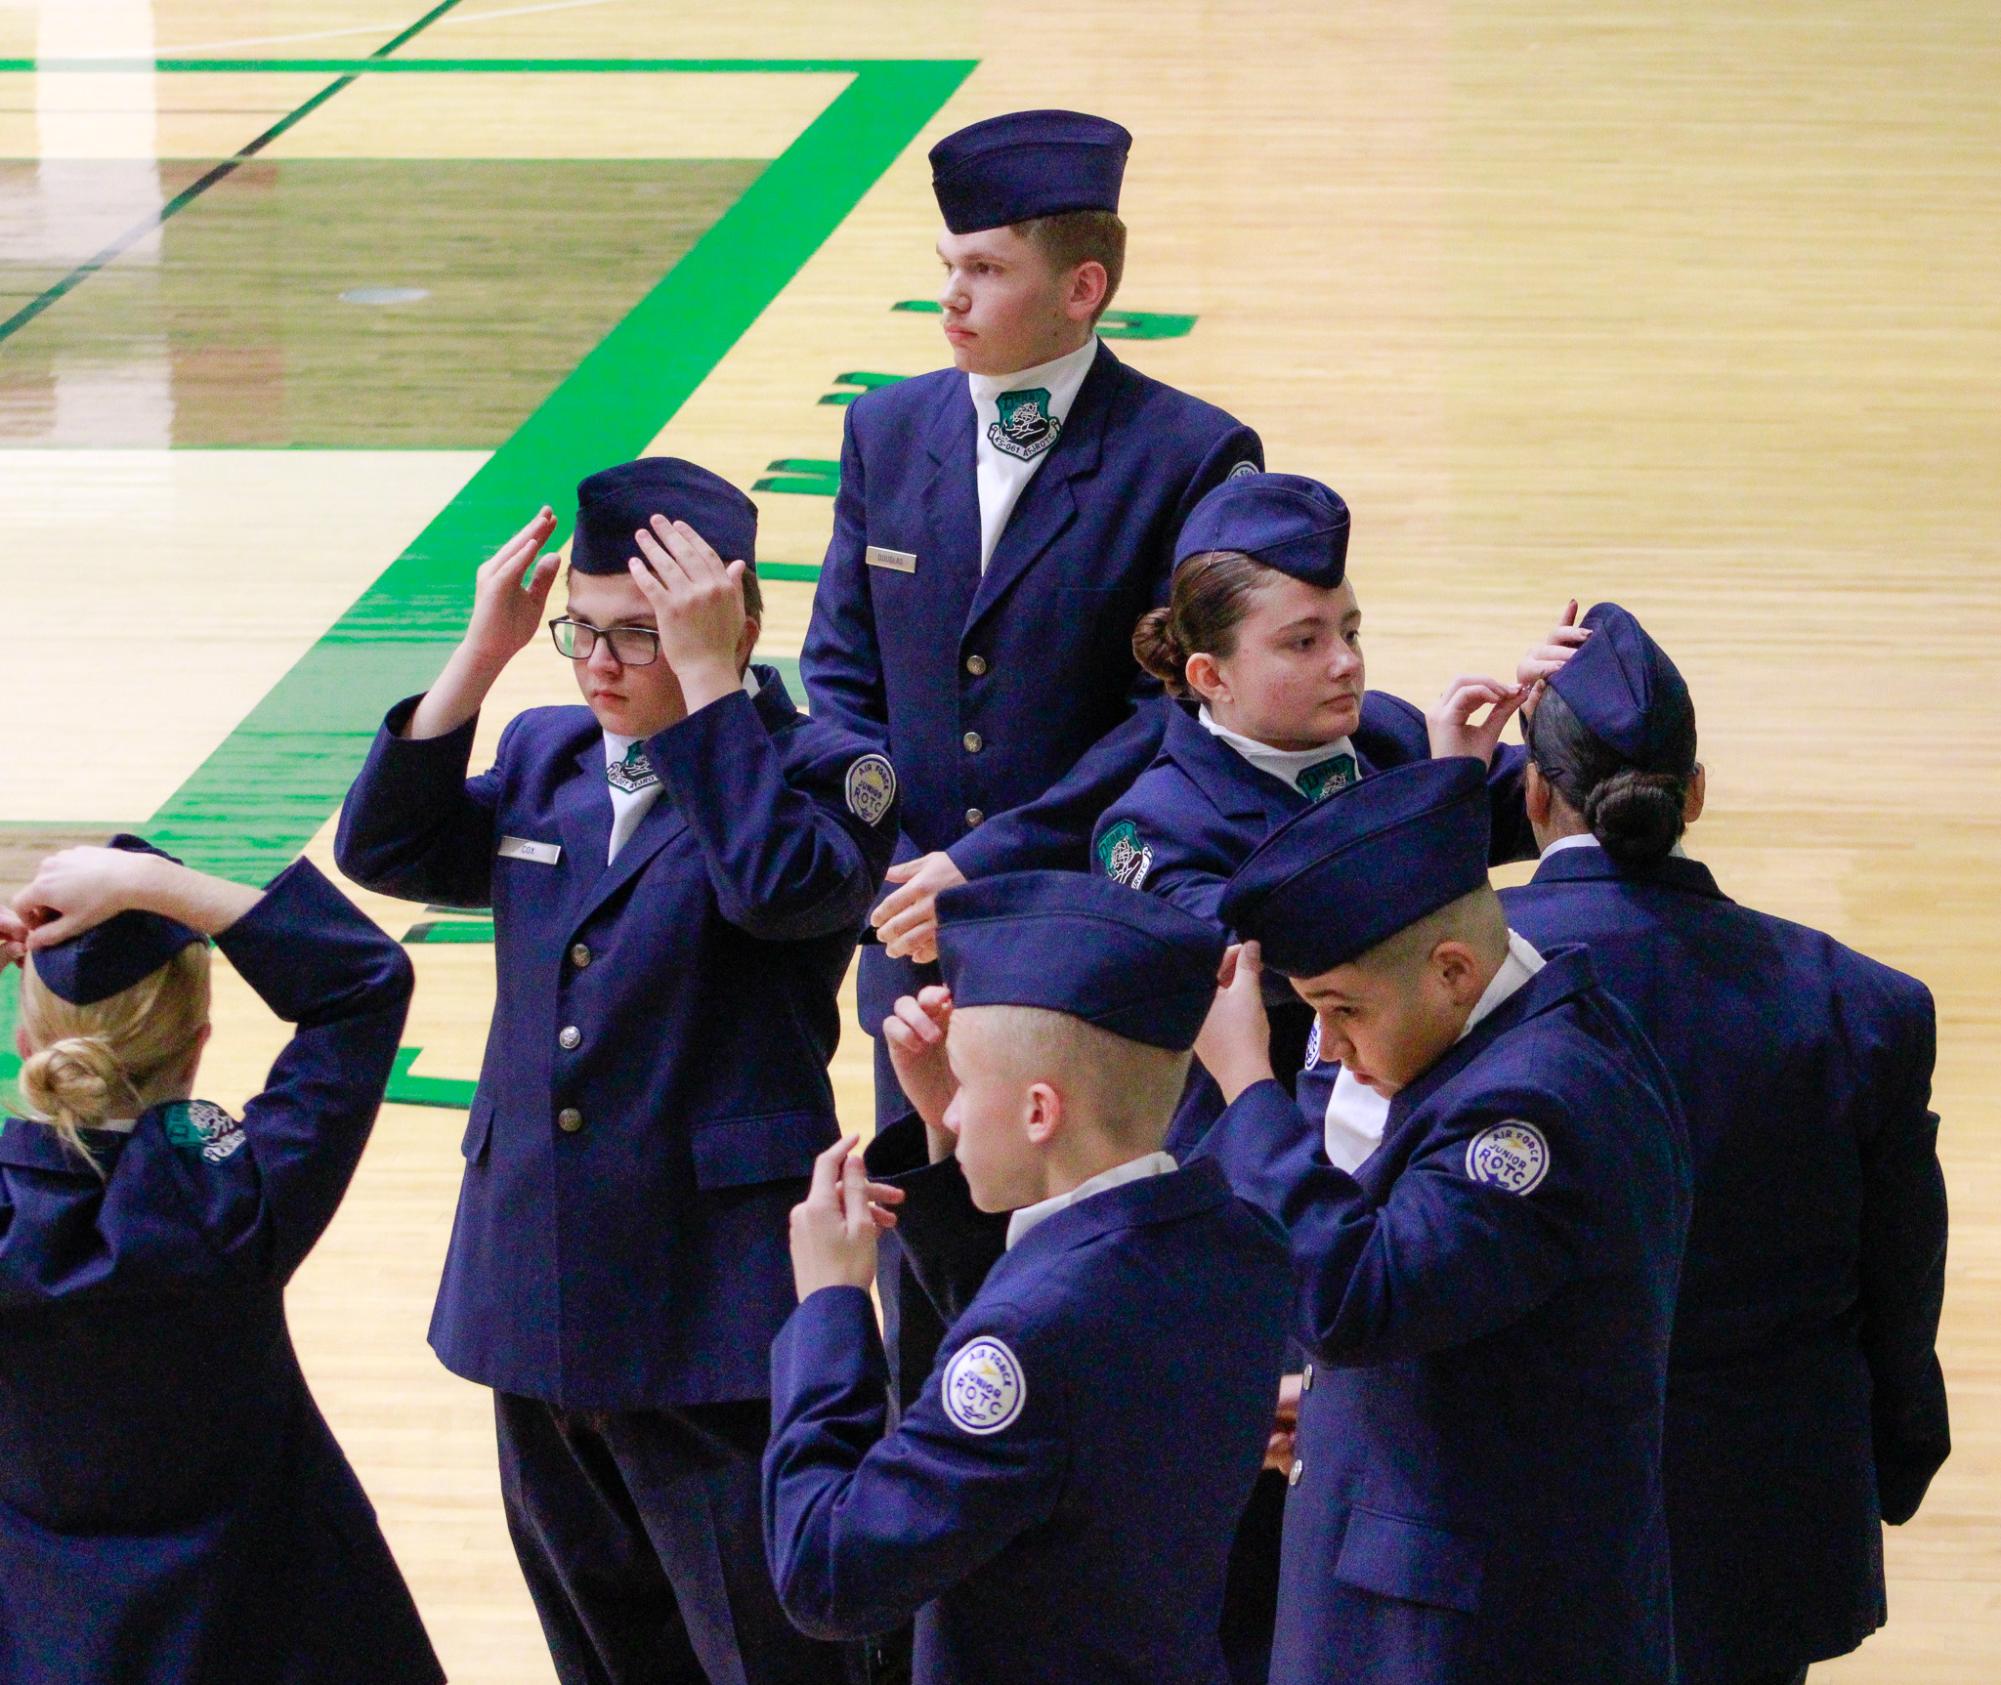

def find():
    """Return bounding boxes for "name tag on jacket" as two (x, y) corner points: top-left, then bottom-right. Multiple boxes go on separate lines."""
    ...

(497, 835), (562, 865)
(865, 545), (917, 574)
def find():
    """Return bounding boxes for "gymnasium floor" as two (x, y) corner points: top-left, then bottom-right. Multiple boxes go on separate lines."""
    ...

(2, 2), (1996, 1678)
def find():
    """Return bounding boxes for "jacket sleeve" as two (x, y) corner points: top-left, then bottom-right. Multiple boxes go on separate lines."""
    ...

(764, 1286), (1067, 1640)
(799, 406), (890, 749)
(161, 859), (414, 1283)
(866, 1118), (1011, 1327)
(947, 422), (1264, 880)
(1196, 1079), (1588, 1365)
(1856, 981), (1951, 1523)
(333, 695), (516, 908)
(649, 693), (897, 943)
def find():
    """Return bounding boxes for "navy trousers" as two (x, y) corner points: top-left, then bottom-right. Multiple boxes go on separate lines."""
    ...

(496, 1393), (852, 1685)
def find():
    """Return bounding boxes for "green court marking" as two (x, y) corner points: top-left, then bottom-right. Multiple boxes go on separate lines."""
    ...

(383, 1046), (478, 1110)
(142, 59), (970, 880)
(4, 58), (897, 75)
(0, 57), (975, 1087)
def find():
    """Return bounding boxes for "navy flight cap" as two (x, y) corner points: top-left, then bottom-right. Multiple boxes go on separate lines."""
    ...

(30, 835), (206, 1006)
(569, 457), (758, 576)
(1220, 759), (1492, 977)
(930, 109), (1131, 235)
(936, 871), (1224, 1053)
(1175, 472), (1351, 588)
(1544, 602), (1695, 772)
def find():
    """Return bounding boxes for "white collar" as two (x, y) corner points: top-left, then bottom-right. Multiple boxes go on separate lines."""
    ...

(1005, 1150), (1177, 1250)
(1539, 833), (1689, 860)
(967, 335), (1099, 414)
(604, 669), (760, 761)
(1457, 930), (1547, 1043)
(88, 1117), (139, 1135)
(1198, 706), (1358, 793)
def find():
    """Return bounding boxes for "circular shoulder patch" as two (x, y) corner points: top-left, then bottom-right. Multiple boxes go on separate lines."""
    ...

(1227, 459), (1262, 481)
(942, 1336), (1027, 1435)
(1303, 1017), (1322, 1070)
(844, 754), (897, 827)
(1464, 1120), (1550, 1195)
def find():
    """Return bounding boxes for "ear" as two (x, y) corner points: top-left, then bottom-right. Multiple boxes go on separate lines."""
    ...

(736, 614), (762, 673)
(1524, 761), (1553, 830)
(1023, 1079), (1064, 1146)
(1185, 650), (1229, 706)
(1684, 764), (1706, 826)
(1429, 940), (1487, 1009)
(13, 1026), (29, 1060)
(1065, 261), (1109, 323)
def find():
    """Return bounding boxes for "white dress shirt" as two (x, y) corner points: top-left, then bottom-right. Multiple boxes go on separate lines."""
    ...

(968, 336), (1099, 573)
(1199, 707), (1359, 798)
(1005, 1150), (1178, 1250)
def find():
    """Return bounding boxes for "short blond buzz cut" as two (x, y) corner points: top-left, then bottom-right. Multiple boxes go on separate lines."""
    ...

(957, 1003), (1190, 1152)
(1011, 210), (1127, 322)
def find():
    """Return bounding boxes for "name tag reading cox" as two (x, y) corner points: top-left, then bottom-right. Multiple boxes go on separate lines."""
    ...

(498, 835), (562, 865)
(865, 546), (917, 574)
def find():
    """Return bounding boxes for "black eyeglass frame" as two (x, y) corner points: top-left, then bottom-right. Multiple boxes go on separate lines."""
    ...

(547, 616), (662, 666)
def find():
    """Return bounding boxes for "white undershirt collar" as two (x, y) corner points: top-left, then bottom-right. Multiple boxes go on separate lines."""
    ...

(1198, 706), (1358, 796)
(967, 336), (1099, 573)
(1540, 832), (1689, 860)
(1005, 1150), (1177, 1250)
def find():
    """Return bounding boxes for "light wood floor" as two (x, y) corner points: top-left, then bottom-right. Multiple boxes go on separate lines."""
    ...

(3, 2), (1997, 1680)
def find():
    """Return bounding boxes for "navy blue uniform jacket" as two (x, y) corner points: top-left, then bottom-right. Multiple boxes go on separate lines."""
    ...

(0, 861), (439, 1685)
(1504, 846), (1948, 1683)
(799, 341), (1262, 1034)
(1199, 948), (1692, 1685)
(334, 667), (896, 1409)
(763, 1159), (1290, 1684)
(1094, 696), (1535, 1156)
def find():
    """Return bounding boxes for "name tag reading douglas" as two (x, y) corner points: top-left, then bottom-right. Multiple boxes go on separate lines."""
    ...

(498, 836), (562, 865)
(865, 546), (918, 574)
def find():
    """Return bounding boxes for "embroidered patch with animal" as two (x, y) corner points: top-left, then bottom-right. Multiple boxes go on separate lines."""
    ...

(606, 741), (659, 794)
(1095, 820), (1154, 889)
(844, 754), (897, 827)
(1464, 1120), (1551, 1195)
(942, 1336), (1027, 1435)
(1296, 752), (1358, 802)
(988, 387), (1062, 461)
(162, 1099), (248, 1166)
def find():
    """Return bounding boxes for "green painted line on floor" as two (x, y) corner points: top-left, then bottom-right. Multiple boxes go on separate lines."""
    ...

(0, 57), (975, 1089)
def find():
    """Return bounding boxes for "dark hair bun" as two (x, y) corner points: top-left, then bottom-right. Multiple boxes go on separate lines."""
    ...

(1583, 769), (1685, 867)
(1131, 607), (1191, 696)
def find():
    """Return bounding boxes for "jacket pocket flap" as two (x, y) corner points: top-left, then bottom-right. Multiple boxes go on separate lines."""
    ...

(1334, 1507), (1484, 1614)
(461, 1098), (495, 1163)
(691, 1109), (836, 1191)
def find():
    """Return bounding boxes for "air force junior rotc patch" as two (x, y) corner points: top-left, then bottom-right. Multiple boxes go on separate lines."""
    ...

(162, 1098), (248, 1166)
(988, 387), (1061, 461)
(1465, 1120), (1550, 1195)
(1303, 1017), (1322, 1070)
(1227, 458), (1262, 480)
(943, 1337), (1027, 1434)
(844, 754), (897, 827)
(1096, 820), (1153, 889)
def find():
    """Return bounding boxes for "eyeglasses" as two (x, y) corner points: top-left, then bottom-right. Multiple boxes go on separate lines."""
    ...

(548, 617), (661, 666)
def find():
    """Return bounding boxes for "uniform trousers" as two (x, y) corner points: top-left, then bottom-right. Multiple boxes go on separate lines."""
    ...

(497, 1392), (853, 1685)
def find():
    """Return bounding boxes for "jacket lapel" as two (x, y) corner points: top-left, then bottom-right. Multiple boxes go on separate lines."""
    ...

(1163, 704), (1304, 826)
(965, 341), (1118, 632)
(920, 385), (984, 625)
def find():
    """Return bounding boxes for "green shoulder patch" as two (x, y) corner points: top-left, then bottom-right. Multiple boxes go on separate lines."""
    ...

(1096, 820), (1154, 889)
(162, 1099), (248, 1167)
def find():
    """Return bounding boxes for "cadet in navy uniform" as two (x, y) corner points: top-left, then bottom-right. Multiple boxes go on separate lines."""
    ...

(1101, 470), (1585, 1159)
(1093, 471), (1581, 1684)
(1193, 758), (1692, 1684)
(1499, 604), (1948, 1685)
(0, 836), (438, 1685)
(799, 113), (1263, 1326)
(762, 872), (1290, 1684)
(335, 460), (896, 1684)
